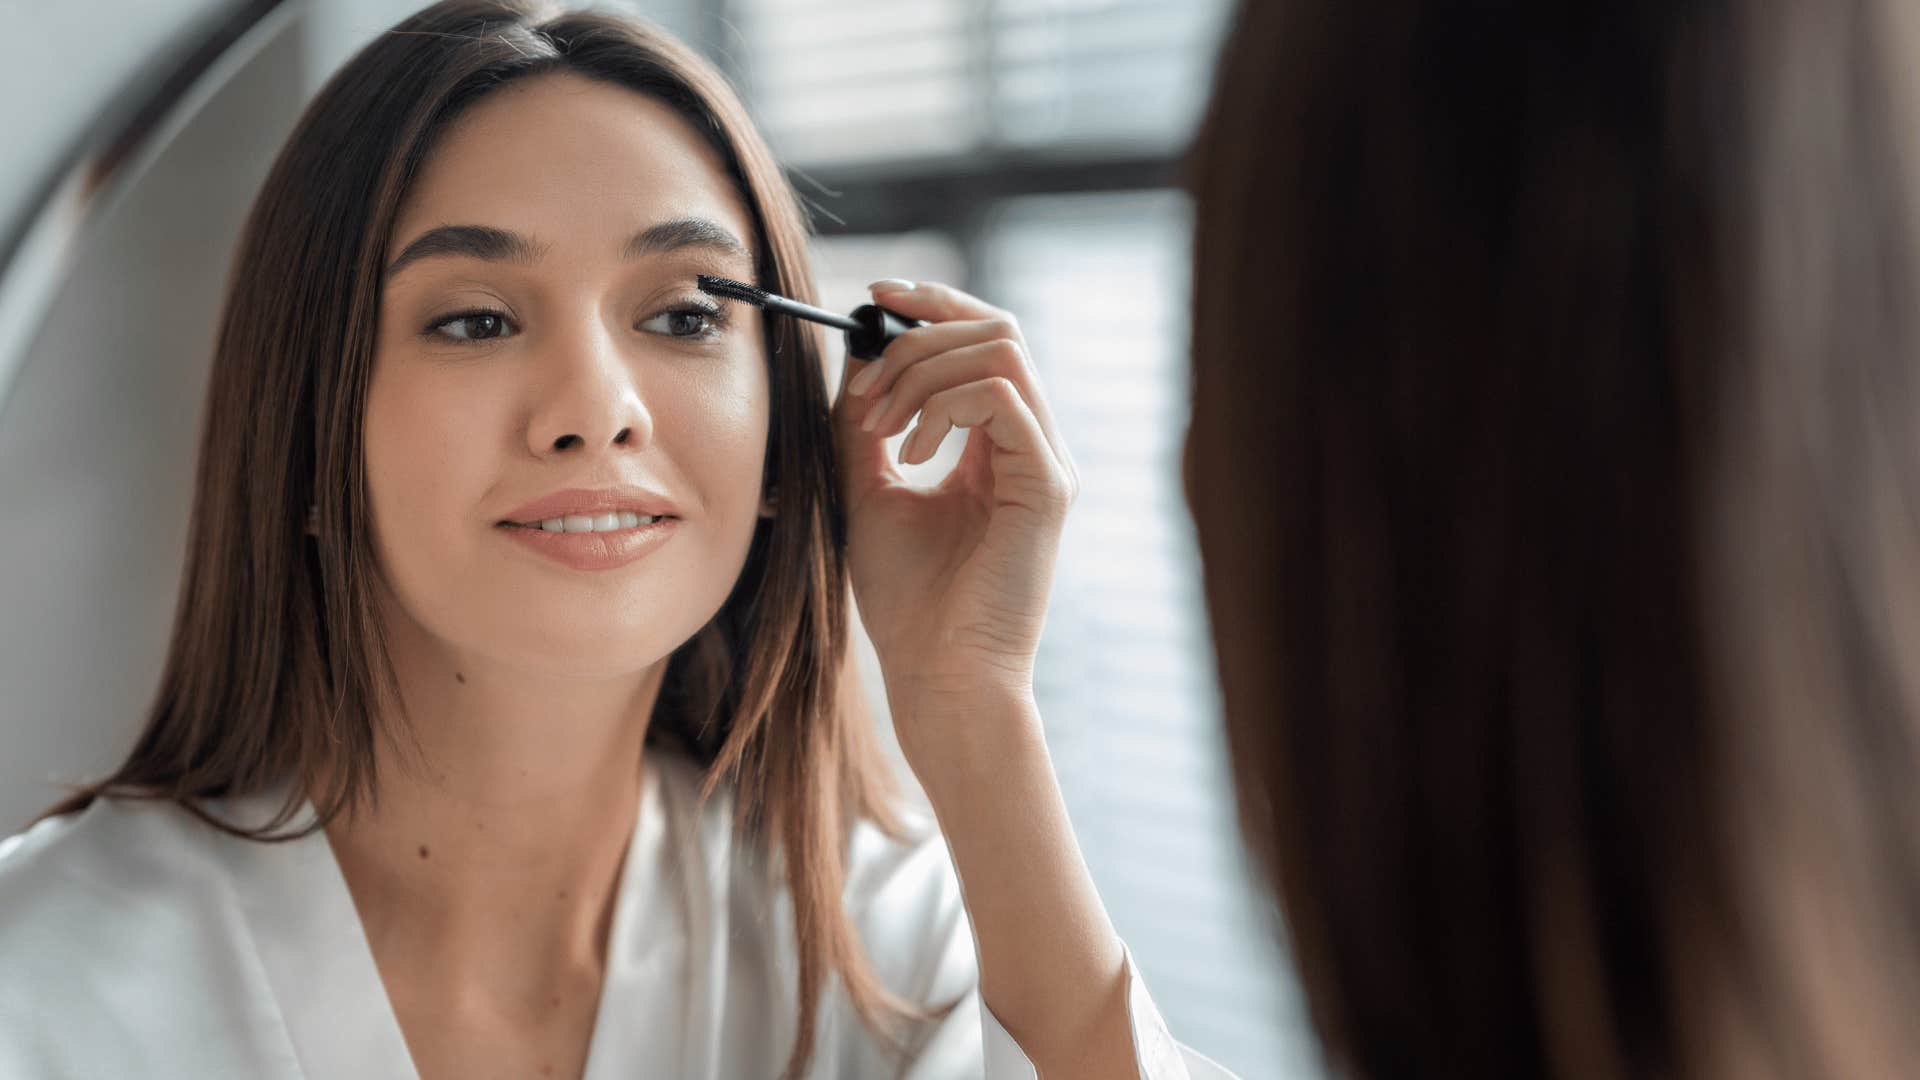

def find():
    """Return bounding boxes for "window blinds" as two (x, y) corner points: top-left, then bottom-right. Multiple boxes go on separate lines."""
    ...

(729, 0), (1231, 167)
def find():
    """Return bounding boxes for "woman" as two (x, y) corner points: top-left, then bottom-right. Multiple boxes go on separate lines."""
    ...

(0, 3), (1231, 1078)
(1185, 1), (1920, 1077)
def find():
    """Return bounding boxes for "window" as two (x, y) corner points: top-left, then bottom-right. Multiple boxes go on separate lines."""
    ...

(729, 0), (1230, 165)
(977, 190), (1310, 1075)
(704, 1), (1319, 1074)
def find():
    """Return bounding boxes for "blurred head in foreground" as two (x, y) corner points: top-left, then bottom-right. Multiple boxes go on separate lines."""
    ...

(1184, 3), (1920, 1076)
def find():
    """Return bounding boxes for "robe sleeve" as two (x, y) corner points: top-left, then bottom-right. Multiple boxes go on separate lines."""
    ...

(854, 808), (1241, 1080)
(974, 941), (1241, 1080)
(881, 861), (1241, 1079)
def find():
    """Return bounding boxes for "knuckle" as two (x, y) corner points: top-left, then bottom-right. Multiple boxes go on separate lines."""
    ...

(985, 375), (1020, 402)
(1041, 471), (1076, 508)
(986, 337), (1027, 376)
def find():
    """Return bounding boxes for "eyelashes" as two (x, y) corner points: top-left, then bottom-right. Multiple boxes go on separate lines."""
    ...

(636, 298), (731, 340)
(420, 297), (733, 346)
(424, 309), (513, 343)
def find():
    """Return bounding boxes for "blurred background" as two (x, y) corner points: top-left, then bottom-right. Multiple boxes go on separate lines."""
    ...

(0, 2), (1308, 1075)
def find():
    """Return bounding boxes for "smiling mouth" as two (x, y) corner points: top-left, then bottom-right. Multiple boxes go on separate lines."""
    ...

(498, 513), (680, 533)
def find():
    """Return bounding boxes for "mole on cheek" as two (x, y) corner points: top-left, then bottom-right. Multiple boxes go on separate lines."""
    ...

(418, 844), (430, 859)
(454, 671), (466, 684)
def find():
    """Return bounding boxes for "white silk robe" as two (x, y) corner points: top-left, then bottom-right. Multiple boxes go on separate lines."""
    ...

(0, 749), (1238, 1078)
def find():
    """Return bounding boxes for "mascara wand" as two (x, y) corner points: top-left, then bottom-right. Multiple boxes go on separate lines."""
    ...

(697, 275), (923, 361)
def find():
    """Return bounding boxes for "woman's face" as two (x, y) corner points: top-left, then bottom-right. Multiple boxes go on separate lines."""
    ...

(365, 72), (770, 679)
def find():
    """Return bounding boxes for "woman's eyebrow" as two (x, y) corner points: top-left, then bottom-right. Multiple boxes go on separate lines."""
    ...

(622, 217), (753, 263)
(385, 217), (752, 278)
(386, 224), (545, 277)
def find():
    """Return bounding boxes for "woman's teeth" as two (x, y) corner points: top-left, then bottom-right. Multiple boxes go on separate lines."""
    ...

(520, 512), (662, 533)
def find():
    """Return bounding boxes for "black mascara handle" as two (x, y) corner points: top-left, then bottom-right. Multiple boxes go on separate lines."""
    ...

(845, 304), (923, 361)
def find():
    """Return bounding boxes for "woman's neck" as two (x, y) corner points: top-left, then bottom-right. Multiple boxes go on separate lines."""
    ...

(317, 603), (667, 1009)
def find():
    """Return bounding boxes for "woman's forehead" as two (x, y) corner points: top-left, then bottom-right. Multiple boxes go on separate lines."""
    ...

(390, 71), (757, 268)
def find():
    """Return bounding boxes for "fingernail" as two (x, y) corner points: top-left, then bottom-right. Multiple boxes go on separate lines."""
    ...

(868, 278), (915, 293)
(862, 394), (890, 432)
(848, 361), (882, 397)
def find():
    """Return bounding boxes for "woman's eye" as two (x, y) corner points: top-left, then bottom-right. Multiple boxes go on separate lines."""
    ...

(425, 310), (515, 343)
(639, 303), (727, 339)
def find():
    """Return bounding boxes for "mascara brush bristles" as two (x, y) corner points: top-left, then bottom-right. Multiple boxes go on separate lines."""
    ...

(697, 275), (861, 333)
(695, 275), (768, 305)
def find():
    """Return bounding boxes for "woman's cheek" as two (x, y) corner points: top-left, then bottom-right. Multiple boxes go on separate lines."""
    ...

(366, 368), (486, 545)
(674, 358), (771, 501)
(376, 372), (451, 465)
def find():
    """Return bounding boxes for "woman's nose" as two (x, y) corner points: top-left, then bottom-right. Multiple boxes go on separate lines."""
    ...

(525, 320), (654, 456)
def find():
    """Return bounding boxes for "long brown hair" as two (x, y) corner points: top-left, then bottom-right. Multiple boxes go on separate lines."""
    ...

(42, 2), (921, 1074)
(1186, 1), (1920, 1077)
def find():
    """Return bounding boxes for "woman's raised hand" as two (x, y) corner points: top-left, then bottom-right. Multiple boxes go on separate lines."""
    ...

(832, 279), (1078, 766)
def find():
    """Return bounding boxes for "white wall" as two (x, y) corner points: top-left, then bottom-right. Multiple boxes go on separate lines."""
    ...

(0, 0), (239, 263)
(0, 6), (308, 829)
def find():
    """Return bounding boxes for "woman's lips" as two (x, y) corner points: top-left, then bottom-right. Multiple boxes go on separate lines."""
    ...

(500, 485), (682, 524)
(496, 517), (680, 571)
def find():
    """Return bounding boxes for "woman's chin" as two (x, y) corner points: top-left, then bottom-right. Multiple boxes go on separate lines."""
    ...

(483, 630), (681, 681)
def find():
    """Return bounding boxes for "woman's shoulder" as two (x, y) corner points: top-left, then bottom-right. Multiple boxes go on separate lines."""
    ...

(0, 792), (235, 937)
(0, 791), (280, 1072)
(0, 793), (256, 990)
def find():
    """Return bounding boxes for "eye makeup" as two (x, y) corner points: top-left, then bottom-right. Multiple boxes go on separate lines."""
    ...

(696, 275), (922, 360)
(423, 308), (515, 343)
(639, 296), (731, 340)
(418, 295), (732, 346)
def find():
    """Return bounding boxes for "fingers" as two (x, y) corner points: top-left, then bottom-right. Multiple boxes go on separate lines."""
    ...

(900, 378), (1074, 507)
(863, 279), (1007, 324)
(847, 317), (1015, 399)
(833, 376), (902, 501)
(860, 337), (1024, 437)
(845, 281), (1075, 482)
